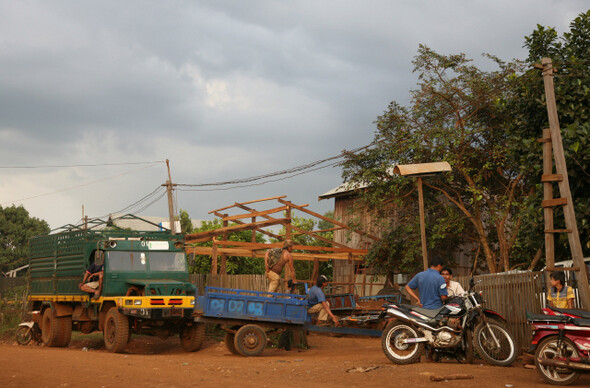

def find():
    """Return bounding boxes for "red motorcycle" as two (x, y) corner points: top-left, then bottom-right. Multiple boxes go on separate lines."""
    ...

(542, 305), (590, 319)
(527, 311), (590, 385)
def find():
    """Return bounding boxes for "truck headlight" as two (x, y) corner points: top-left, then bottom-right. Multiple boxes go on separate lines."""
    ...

(134, 300), (142, 306)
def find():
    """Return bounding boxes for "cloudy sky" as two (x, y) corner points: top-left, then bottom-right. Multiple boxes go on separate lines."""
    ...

(0, 1), (587, 230)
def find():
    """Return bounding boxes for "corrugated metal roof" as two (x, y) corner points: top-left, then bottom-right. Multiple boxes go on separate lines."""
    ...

(318, 181), (369, 200)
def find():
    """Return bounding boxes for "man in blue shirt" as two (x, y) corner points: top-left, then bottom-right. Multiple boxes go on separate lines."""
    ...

(307, 275), (339, 325)
(405, 256), (448, 309)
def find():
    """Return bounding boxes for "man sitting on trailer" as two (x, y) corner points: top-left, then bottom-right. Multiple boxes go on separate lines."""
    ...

(79, 251), (104, 300)
(307, 275), (339, 326)
(265, 240), (297, 293)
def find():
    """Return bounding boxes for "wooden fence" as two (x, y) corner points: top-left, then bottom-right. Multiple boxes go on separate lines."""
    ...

(455, 271), (545, 352)
(190, 274), (267, 295)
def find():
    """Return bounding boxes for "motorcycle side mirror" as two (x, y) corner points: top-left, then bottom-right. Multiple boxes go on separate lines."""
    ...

(469, 277), (475, 290)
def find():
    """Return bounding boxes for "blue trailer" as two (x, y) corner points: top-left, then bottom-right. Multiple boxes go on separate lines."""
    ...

(193, 287), (392, 356)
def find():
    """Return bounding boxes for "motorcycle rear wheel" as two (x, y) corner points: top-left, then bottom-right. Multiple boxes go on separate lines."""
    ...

(473, 320), (517, 366)
(381, 321), (423, 364)
(534, 336), (581, 386)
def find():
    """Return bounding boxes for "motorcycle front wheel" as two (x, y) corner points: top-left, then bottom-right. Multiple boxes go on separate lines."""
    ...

(381, 320), (423, 364)
(16, 326), (32, 345)
(534, 336), (581, 386)
(473, 320), (517, 366)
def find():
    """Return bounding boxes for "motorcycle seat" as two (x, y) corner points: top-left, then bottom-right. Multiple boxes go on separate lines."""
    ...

(549, 306), (590, 319)
(526, 312), (570, 323)
(571, 318), (590, 327)
(402, 304), (444, 318)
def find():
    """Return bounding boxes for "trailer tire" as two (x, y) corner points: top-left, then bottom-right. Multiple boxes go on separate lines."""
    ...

(41, 308), (61, 347)
(180, 323), (205, 352)
(234, 325), (267, 357)
(103, 307), (129, 353)
(224, 332), (239, 355)
(56, 316), (72, 347)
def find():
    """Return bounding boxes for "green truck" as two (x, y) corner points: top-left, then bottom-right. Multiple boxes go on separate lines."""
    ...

(27, 219), (203, 353)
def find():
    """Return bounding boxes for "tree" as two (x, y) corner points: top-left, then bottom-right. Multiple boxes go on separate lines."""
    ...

(178, 209), (194, 234)
(0, 205), (50, 273)
(508, 10), (590, 266)
(187, 218), (266, 275)
(342, 45), (528, 273)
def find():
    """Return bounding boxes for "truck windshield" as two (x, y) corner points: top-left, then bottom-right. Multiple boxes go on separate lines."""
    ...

(149, 252), (186, 272)
(107, 251), (148, 272)
(106, 251), (186, 272)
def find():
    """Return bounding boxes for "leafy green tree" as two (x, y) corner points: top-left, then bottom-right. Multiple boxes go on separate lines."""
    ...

(178, 209), (194, 234)
(342, 45), (527, 273)
(509, 10), (590, 265)
(0, 205), (50, 273)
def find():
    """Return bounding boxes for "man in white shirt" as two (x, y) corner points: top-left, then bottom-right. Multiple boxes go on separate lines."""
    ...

(441, 267), (464, 297)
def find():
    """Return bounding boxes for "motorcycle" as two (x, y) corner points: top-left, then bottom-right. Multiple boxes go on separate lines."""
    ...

(15, 311), (42, 345)
(380, 278), (517, 366)
(542, 305), (590, 319)
(528, 312), (590, 385)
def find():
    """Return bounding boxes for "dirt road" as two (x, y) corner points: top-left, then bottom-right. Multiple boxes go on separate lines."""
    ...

(1, 334), (588, 388)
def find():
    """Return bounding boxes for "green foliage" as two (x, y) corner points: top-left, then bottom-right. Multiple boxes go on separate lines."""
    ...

(178, 209), (194, 234)
(186, 218), (266, 275)
(342, 45), (527, 273)
(509, 9), (590, 263)
(0, 205), (50, 273)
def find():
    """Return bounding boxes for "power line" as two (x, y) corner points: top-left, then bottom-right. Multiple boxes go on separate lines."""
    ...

(0, 160), (165, 169)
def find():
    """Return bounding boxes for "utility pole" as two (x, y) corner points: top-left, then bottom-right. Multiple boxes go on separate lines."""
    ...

(164, 159), (177, 234)
(539, 57), (590, 309)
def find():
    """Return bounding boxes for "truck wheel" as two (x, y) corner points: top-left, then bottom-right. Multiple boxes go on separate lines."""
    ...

(41, 308), (61, 347)
(103, 308), (129, 353)
(56, 316), (72, 347)
(224, 332), (239, 355)
(180, 323), (205, 352)
(234, 325), (267, 357)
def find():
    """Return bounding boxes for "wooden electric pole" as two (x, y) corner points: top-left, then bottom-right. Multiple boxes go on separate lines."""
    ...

(164, 159), (177, 234)
(539, 57), (590, 309)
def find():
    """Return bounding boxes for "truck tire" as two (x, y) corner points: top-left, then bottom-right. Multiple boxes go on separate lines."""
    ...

(56, 316), (72, 347)
(234, 324), (267, 357)
(103, 308), (129, 353)
(179, 323), (205, 352)
(41, 308), (61, 347)
(224, 332), (239, 355)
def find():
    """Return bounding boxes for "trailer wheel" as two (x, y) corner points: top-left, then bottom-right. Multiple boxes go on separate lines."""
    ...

(234, 325), (267, 357)
(41, 308), (61, 347)
(180, 323), (205, 352)
(224, 332), (239, 355)
(103, 307), (129, 353)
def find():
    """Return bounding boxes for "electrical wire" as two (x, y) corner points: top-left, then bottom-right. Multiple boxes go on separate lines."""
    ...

(0, 160), (165, 169)
(1, 162), (161, 206)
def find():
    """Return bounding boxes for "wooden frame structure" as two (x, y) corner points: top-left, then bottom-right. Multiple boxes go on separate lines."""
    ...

(184, 196), (379, 289)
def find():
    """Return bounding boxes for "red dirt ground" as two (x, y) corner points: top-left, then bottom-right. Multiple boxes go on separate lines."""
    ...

(1, 333), (589, 387)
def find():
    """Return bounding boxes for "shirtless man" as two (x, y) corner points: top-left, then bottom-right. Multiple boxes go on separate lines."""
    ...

(264, 240), (296, 293)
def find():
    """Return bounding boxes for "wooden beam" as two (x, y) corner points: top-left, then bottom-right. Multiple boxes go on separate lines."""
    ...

(278, 198), (381, 241)
(185, 218), (289, 241)
(541, 174), (563, 182)
(184, 246), (365, 261)
(208, 195), (287, 214)
(541, 198), (567, 208)
(222, 205), (289, 222)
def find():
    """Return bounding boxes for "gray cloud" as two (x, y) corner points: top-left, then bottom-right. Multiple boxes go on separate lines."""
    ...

(0, 0), (586, 228)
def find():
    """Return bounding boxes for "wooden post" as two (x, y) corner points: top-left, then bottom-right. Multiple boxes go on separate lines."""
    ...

(220, 215), (228, 275)
(211, 240), (218, 275)
(542, 128), (555, 287)
(542, 58), (590, 309)
(165, 159), (176, 234)
(417, 177), (428, 270)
